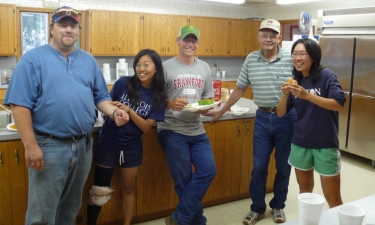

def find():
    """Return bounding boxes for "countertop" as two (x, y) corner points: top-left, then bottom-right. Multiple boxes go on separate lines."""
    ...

(0, 98), (257, 141)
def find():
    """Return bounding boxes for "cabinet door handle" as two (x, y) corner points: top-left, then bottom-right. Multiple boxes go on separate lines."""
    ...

(15, 149), (18, 164)
(167, 46), (169, 52)
(0, 151), (2, 165)
(206, 47), (208, 53)
(112, 45), (115, 51)
(244, 48), (247, 53)
(211, 47), (213, 53)
(162, 46), (165, 52)
(237, 126), (241, 137)
(118, 45), (121, 50)
(245, 125), (249, 136)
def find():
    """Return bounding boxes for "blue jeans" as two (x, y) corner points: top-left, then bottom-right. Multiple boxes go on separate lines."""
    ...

(250, 109), (296, 214)
(158, 130), (216, 225)
(26, 133), (93, 225)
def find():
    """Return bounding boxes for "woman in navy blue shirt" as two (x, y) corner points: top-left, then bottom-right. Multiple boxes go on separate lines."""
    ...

(277, 38), (345, 208)
(87, 49), (167, 225)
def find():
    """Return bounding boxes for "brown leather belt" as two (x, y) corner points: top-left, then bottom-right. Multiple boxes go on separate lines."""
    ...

(258, 106), (277, 113)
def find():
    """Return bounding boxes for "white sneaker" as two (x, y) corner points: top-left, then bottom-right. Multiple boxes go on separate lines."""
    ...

(243, 211), (264, 225)
(271, 208), (286, 223)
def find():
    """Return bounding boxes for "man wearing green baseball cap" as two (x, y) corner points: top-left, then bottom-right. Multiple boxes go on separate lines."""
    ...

(157, 24), (216, 225)
(178, 25), (200, 41)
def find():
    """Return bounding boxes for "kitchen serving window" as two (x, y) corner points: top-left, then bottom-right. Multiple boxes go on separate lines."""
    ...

(20, 11), (80, 56)
(21, 12), (49, 55)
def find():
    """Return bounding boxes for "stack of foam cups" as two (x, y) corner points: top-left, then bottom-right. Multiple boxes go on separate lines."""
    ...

(118, 58), (128, 78)
(103, 63), (111, 81)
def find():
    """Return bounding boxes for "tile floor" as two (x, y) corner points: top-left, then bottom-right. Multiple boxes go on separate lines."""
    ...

(133, 151), (375, 225)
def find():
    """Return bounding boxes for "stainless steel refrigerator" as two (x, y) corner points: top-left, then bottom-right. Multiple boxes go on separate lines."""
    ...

(318, 6), (375, 165)
(320, 37), (375, 163)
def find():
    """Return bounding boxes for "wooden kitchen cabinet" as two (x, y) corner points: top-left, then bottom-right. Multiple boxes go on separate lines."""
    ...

(222, 81), (253, 100)
(2, 116), (276, 225)
(136, 129), (178, 216)
(0, 142), (12, 224)
(0, 89), (7, 105)
(0, 4), (16, 56)
(204, 119), (251, 201)
(0, 140), (28, 225)
(248, 20), (262, 53)
(87, 10), (143, 56)
(229, 19), (261, 57)
(189, 16), (230, 56)
(143, 14), (188, 56)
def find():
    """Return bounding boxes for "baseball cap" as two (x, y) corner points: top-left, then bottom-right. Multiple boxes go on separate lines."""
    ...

(179, 25), (200, 41)
(259, 19), (280, 34)
(52, 6), (79, 24)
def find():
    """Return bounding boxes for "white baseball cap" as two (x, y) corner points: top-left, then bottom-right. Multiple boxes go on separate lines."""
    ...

(259, 19), (280, 34)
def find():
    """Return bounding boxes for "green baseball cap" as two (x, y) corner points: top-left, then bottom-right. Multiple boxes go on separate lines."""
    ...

(179, 25), (200, 41)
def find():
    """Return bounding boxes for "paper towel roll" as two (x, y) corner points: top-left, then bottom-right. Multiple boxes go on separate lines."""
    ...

(119, 58), (126, 64)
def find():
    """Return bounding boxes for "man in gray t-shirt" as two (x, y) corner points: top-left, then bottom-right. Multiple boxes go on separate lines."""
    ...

(157, 25), (216, 225)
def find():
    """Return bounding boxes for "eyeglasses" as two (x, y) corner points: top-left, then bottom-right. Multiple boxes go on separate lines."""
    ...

(135, 63), (154, 69)
(182, 39), (199, 44)
(259, 34), (279, 40)
(291, 53), (309, 58)
(54, 8), (79, 17)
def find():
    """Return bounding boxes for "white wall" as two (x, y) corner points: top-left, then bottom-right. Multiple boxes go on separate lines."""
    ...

(0, 0), (259, 19)
(2, 0), (374, 20)
(258, 0), (375, 20)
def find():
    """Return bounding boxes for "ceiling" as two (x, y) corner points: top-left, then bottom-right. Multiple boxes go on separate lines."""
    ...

(187, 0), (277, 7)
(243, 0), (276, 7)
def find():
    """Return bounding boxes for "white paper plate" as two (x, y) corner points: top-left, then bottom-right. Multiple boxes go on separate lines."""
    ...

(183, 101), (220, 112)
(229, 106), (249, 116)
(7, 123), (17, 131)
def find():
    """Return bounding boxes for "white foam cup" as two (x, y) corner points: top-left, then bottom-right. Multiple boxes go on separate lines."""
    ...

(103, 63), (110, 69)
(298, 193), (325, 225)
(119, 58), (126, 64)
(338, 205), (365, 225)
(102, 63), (111, 81)
(222, 71), (226, 77)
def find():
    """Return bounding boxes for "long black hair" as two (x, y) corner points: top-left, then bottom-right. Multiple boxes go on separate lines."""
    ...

(291, 38), (324, 84)
(126, 49), (167, 109)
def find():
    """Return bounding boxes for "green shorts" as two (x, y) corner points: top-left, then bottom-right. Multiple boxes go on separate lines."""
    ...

(288, 143), (341, 176)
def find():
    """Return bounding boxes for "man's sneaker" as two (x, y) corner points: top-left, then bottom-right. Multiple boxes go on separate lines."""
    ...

(271, 208), (286, 223)
(243, 211), (264, 225)
(165, 215), (178, 225)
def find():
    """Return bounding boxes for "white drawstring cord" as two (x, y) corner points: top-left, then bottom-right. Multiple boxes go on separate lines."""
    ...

(119, 151), (124, 165)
